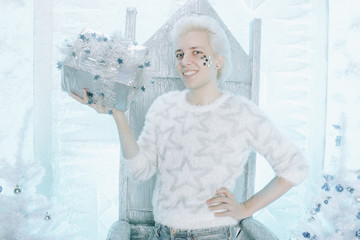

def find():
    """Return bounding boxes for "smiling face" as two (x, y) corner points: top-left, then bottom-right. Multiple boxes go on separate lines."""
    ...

(175, 31), (222, 90)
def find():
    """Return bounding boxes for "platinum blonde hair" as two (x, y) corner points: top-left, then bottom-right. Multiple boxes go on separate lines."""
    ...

(171, 15), (232, 83)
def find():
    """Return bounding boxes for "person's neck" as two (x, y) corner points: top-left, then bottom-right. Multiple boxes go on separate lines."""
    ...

(186, 84), (222, 106)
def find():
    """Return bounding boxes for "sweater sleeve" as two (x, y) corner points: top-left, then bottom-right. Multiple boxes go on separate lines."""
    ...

(244, 100), (309, 186)
(123, 97), (161, 183)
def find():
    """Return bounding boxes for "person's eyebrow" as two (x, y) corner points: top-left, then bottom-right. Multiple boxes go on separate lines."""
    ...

(175, 46), (205, 53)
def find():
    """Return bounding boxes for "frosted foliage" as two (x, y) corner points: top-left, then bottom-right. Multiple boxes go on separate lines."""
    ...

(325, 0), (360, 172)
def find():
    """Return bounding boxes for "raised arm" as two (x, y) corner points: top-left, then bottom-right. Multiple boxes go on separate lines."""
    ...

(69, 88), (139, 159)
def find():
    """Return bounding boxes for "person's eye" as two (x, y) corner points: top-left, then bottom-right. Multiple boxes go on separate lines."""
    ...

(194, 50), (202, 55)
(176, 53), (183, 59)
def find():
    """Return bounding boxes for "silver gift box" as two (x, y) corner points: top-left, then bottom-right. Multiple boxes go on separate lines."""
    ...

(60, 29), (149, 112)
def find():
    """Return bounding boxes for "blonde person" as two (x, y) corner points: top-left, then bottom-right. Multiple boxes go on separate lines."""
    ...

(71, 16), (308, 239)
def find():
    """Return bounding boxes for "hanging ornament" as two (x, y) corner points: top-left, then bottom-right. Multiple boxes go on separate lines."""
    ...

(310, 235), (317, 240)
(310, 208), (318, 215)
(302, 232), (311, 238)
(44, 212), (51, 221)
(321, 183), (330, 191)
(356, 212), (360, 220)
(335, 184), (344, 192)
(347, 187), (355, 194)
(356, 229), (360, 239)
(14, 185), (21, 194)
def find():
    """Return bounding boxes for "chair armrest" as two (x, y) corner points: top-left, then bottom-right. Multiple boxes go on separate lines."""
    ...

(238, 217), (279, 240)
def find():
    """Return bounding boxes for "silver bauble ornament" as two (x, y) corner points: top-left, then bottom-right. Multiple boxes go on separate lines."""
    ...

(44, 212), (51, 221)
(14, 185), (21, 194)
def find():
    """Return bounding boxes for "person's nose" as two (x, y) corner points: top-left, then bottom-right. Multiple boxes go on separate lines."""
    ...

(181, 53), (193, 66)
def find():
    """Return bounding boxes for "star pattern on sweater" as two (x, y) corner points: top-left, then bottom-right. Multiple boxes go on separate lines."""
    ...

(194, 134), (234, 164)
(156, 97), (177, 120)
(165, 155), (210, 193)
(158, 126), (184, 157)
(173, 111), (211, 135)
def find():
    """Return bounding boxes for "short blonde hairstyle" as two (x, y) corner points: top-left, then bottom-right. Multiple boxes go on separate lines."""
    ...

(171, 15), (232, 83)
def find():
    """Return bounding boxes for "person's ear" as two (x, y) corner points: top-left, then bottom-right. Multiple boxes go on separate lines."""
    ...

(215, 56), (224, 70)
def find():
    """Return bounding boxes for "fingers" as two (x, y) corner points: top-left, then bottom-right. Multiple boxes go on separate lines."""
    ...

(214, 210), (231, 217)
(206, 196), (232, 206)
(208, 203), (234, 212)
(216, 187), (235, 199)
(69, 89), (90, 105)
(68, 88), (113, 114)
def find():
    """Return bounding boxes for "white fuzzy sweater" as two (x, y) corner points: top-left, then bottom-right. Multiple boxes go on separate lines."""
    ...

(124, 90), (308, 229)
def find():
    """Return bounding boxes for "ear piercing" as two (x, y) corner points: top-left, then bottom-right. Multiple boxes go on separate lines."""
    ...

(200, 55), (213, 68)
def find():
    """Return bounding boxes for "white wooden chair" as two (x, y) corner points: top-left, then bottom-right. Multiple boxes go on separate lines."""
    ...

(107, 0), (278, 239)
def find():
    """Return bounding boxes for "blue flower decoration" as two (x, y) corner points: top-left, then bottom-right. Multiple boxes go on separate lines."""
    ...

(324, 199), (329, 204)
(94, 75), (100, 80)
(302, 232), (311, 238)
(356, 212), (360, 220)
(72, 51), (76, 57)
(117, 58), (123, 64)
(141, 86), (146, 92)
(335, 184), (344, 192)
(321, 183), (330, 191)
(138, 65), (144, 69)
(356, 229), (360, 239)
(100, 59), (105, 64)
(144, 61), (151, 67)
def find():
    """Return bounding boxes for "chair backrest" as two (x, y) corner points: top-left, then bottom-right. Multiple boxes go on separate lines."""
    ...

(116, 0), (261, 238)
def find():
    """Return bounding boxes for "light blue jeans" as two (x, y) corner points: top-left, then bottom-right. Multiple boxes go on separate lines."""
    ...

(148, 223), (241, 240)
